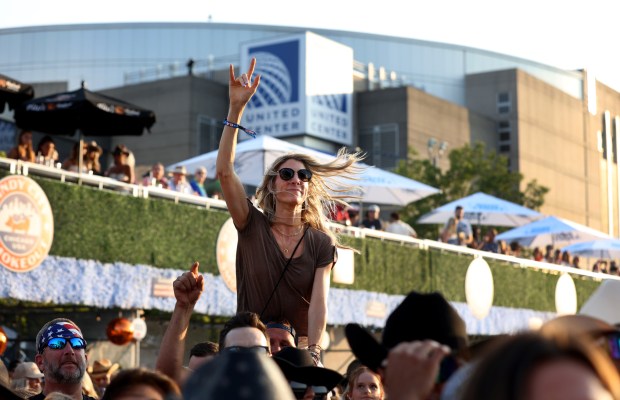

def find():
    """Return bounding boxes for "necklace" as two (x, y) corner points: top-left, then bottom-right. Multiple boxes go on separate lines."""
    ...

(272, 224), (304, 238)
(272, 224), (305, 254)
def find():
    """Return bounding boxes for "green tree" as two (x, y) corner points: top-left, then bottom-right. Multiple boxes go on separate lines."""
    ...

(394, 142), (549, 239)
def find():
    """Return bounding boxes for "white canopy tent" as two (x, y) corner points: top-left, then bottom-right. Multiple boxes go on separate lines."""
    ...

(169, 135), (440, 206)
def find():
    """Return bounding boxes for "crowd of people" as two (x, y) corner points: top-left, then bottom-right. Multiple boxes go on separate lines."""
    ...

(2, 58), (620, 400)
(5, 131), (213, 198)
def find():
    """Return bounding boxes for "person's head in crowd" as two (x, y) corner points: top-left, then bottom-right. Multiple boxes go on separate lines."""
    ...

(11, 361), (44, 395)
(533, 247), (543, 262)
(101, 368), (181, 400)
(460, 332), (620, 400)
(43, 392), (75, 400)
(266, 319), (297, 355)
(17, 130), (33, 148)
(193, 167), (207, 184)
(454, 205), (464, 220)
(573, 255), (581, 269)
(545, 244), (554, 260)
(218, 311), (270, 354)
(540, 314), (620, 373)
(510, 241), (521, 256)
(273, 347), (343, 400)
(34, 318), (88, 399)
(367, 205), (380, 221)
(484, 228), (497, 243)
(346, 291), (468, 399)
(561, 250), (571, 264)
(389, 212), (400, 222)
(37, 135), (57, 158)
(86, 141), (102, 172)
(172, 165), (187, 185)
(183, 348), (294, 400)
(345, 366), (384, 400)
(553, 248), (562, 263)
(151, 163), (165, 180)
(187, 341), (219, 371)
(88, 358), (120, 396)
(610, 261), (618, 275)
(112, 144), (130, 166)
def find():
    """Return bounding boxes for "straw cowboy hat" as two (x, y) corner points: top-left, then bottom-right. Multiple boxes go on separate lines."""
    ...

(88, 359), (120, 378)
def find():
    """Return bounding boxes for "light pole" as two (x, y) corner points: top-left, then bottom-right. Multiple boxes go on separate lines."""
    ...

(427, 138), (448, 167)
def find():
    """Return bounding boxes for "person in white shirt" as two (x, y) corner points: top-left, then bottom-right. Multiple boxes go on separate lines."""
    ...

(385, 212), (417, 238)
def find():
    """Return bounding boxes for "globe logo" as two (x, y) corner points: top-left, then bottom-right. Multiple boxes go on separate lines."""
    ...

(248, 52), (293, 108)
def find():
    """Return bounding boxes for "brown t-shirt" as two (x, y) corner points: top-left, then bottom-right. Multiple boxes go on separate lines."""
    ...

(236, 200), (336, 336)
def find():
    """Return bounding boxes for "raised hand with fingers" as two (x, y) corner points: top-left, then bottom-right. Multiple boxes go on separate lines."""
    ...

(229, 57), (261, 110)
(172, 261), (204, 309)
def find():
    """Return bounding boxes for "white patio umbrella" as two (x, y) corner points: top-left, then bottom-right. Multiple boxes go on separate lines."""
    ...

(417, 192), (542, 227)
(495, 216), (610, 248)
(168, 135), (440, 206)
(561, 239), (620, 259)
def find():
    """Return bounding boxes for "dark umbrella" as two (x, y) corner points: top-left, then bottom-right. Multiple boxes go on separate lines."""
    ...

(0, 73), (34, 111)
(14, 84), (155, 172)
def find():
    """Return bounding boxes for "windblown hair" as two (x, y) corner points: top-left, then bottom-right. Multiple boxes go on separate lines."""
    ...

(256, 148), (365, 247)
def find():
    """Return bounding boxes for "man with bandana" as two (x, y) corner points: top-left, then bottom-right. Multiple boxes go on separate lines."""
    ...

(30, 318), (94, 400)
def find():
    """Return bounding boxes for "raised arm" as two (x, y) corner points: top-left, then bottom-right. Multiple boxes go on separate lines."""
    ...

(155, 262), (204, 385)
(216, 58), (261, 230)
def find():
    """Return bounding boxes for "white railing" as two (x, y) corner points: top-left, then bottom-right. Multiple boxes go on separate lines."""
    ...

(3, 156), (619, 282)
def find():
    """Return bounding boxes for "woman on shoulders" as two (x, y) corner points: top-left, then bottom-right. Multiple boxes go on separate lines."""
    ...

(216, 58), (363, 363)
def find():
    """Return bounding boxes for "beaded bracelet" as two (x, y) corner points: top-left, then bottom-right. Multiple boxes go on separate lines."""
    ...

(222, 119), (257, 138)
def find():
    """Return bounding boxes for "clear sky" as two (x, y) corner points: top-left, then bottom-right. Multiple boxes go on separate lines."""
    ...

(2, 0), (620, 92)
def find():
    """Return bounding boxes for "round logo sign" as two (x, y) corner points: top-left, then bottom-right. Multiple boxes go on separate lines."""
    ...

(0, 175), (53, 272)
(216, 217), (238, 293)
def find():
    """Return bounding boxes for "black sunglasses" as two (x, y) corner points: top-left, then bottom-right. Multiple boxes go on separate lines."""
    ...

(289, 381), (328, 400)
(222, 345), (270, 354)
(41, 337), (87, 353)
(278, 168), (312, 182)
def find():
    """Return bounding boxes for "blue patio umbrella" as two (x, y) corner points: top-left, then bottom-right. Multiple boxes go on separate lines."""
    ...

(495, 216), (610, 248)
(417, 192), (542, 227)
(561, 239), (620, 260)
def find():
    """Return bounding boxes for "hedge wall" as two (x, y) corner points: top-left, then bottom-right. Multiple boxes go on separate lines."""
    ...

(12, 173), (601, 312)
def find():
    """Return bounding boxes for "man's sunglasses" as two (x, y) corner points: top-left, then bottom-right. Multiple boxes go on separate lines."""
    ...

(41, 337), (87, 353)
(221, 345), (270, 354)
(289, 381), (328, 400)
(278, 168), (312, 182)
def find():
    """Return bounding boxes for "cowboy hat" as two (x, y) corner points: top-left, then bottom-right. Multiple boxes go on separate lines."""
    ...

(272, 347), (343, 391)
(183, 348), (294, 400)
(12, 362), (44, 380)
(345, 291), (468, 371)
(88, 359), (120, 378)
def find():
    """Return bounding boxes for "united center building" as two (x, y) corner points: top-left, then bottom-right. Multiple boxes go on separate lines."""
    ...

(2, 22), (620, 233)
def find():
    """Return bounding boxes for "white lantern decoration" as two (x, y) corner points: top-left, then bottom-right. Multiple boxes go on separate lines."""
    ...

(555, 273), (577, 315)
(216, 217), (238, 293)
(131, 318), (147, 341)
(465, 256), (494, 319)
(333, 248), (355, 284)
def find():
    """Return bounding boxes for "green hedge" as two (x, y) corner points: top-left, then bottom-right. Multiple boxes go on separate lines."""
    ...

(10, 172), (601, 312)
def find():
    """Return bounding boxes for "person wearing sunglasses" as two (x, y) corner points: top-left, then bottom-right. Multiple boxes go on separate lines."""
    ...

(216, 58), (364, 365)
(31, 318), (94, 400)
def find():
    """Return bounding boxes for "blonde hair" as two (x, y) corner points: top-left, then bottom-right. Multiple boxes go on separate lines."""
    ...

(256, 148), (365, 247)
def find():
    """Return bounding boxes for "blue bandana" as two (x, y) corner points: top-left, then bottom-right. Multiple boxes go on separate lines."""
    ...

(38, 322), (83, 353)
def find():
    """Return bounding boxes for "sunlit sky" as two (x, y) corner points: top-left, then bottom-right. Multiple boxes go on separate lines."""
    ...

(2, 0), (620, 92)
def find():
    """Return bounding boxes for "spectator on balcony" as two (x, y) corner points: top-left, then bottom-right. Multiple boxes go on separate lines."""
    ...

(347, 207), (360, 227)
(105, 145), (134, 184)
(35, 135), (59, 166)
(498, 240), (510, 255)
(8, 130), (35, 163)
(544, 244), (555, 263)
(510, 241), (522, 258)
(560, 250), (571, 266)
(553, 249), (562, 264)
(362, 205), (383, 230)
(189, 166), (208, 197)
(168, 166), (193, 195)
(440, 206), (472, 246)
(532, 247), (544, 262)
(84, 141), (102, 175)
(478, 228), (498, 253)
(62, 141), (88, 173)
(141, 162), (169, 189)
(572, 255), (581, 269)
(385, 212), (417, 238)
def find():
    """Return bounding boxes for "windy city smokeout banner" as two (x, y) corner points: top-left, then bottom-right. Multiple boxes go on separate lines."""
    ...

(241, 32), (353, 145)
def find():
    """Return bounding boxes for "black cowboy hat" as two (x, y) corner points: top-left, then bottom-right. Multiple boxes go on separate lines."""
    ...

(345, 291), (468, 371)
(272, 347), (343, 391)
(183, 349), (294, 400)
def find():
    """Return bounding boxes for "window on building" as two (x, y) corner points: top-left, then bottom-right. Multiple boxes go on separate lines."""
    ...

(497, 92), (511, 114)
(499, 144), (510, 153)
(198, 115), (222, 155)
(497, 120), (511, 145)
(358, 123), (400, 168)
